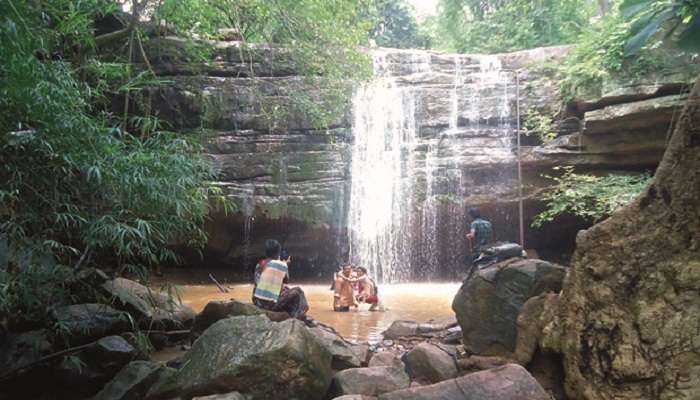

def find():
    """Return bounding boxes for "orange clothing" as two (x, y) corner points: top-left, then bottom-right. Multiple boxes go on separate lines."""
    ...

(334, 275), (355, 308)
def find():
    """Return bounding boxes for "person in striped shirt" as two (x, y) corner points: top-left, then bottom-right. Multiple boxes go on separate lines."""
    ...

(252, 239), (309, 320)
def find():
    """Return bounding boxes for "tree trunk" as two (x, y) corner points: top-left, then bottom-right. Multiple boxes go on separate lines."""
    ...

(543, 75), (700, 399)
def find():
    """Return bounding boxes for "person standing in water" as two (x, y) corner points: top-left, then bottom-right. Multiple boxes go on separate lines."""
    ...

(333, 264), (357, 311)
(466, 207), (493, 260)
(354, 266), (383, 311)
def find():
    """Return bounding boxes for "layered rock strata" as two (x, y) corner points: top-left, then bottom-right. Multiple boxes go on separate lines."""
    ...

(143, 37), (697, 277)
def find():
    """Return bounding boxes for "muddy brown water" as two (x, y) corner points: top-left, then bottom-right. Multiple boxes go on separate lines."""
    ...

(153, 271), (460, 344)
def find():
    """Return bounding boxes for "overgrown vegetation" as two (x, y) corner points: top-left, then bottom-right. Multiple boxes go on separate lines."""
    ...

(533, 167), (651, 227)
(621, 0), (700, 55)
(155, 0), (375, 128)
(0, 0), (235, 321)
(523, 109), (557, 144)
(434, 0), (594, 53)
(371, 0), (432, 49)
(557, 13), (671, 100)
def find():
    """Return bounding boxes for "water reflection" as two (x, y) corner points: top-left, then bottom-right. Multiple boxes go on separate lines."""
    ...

(170, 281), (460, 344)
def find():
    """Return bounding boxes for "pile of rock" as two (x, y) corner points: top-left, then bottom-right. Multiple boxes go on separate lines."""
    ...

(0, 273), (195, 399)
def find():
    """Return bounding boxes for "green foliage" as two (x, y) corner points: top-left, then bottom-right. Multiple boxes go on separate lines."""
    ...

(155, 0), (374, 129)
(1, 1), (228, 285)
(523, 109), (557, 144)
(556, 12), (671, 100)
(0, 264), (75, 324)
(434, 0), (594, 53)
(371, 0), (432, 49)
(621, 0), (700, 55)
(533, 167), (651, 227)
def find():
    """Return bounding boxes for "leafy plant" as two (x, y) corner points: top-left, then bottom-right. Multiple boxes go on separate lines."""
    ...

(621, 0), (700, 55)
(434, 0), (594, 53)
(532, 167), (651, 227)
(0, 0), (234, 326)
(556, 12), (669, 100)
(154, 0), (375, 129)
(371, 0), (432, 49)
(523, 109), (557, 144)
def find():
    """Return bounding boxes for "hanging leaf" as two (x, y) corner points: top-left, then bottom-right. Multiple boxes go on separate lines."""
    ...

(624, 8), (676, 56)
(678, 14), (700, 52)
(620, 0), (653, 19)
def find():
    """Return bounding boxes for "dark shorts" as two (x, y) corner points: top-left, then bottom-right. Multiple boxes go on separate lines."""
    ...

(253, 286), (309, 319)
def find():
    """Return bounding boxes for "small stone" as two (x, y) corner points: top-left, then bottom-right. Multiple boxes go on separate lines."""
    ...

(330, 366), (410, 397)
(404, 343), (458, 384)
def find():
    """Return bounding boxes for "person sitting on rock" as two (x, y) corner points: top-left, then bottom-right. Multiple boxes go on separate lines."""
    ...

(466, 207), (493, 260)
(333, 264), (357, 312)
(252, 239), (309, 320)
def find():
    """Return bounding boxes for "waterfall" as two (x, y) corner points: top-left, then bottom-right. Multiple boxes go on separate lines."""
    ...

(348, 50), (516, 283)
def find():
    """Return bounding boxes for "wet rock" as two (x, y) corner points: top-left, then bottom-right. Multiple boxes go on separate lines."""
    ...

(0, 330), (54, 397)
(150, 315), (332, 400)
(330, 366), (410, 397)
(51, 303), (128, 345)
(102, 277), (195, 330)
(404, 343), (457, 384)
(0, 330), (52, 373)
(513, 293), (560, 365)
(85, 335), (138, 375)
(54, 355), (106, 396)
(309, 325), (366, 370)
(456, 355), (510, 373)
(584, 94), (687, 136)
(93, 361), (171, 400)
(368, 352), (404, 370)
(382, 321), (418, 339)
(192, 300), (288, 334)
(378, 364), (549, 400)
(452, 258), (566, 358)
(331, 396), (377, 400)
(192, 393), (248, 400)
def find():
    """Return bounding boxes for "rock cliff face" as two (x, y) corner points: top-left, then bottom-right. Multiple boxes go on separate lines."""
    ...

(144, 37), (697, 278)
(537, 76), (700, 400)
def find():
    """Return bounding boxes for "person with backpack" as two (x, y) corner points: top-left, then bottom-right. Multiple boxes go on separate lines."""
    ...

(466, 207), (493, 261)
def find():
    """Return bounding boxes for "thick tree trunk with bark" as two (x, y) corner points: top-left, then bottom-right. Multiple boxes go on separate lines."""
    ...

(542, 76), (700, 399)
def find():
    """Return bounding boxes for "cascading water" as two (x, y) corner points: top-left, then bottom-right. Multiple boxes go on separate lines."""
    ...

(348, 50), (517, 283)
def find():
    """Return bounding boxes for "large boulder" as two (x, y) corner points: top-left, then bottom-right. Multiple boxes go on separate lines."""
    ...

(330, 366), (410, 397)
(382, 318), (457, 340)
(452, 258), (566, 357)
(192, 393), (248, 400)
(0, 330), (52, 373)
(93, 361), (174, 400)
(0, 330), (53, 395)
(150, 315), (332, 400)
(102, 277), (195, 330)
(513, 293), (560, 365)
(378, 364), (549, 400)
(51, 335), (139, 397)
(192, 300), (288, 334)
(403, 343), (457, 384)
(539, 78), (700, 400)
(51, 303), (129, 345)
(308, 325), (367, 370)
(84, 335), (138, 376)
(368, 352), (404, 370)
